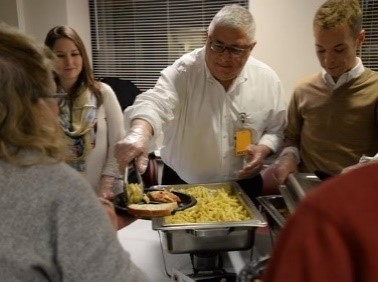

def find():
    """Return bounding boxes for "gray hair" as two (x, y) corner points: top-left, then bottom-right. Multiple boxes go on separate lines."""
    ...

(207, 4), (256, 43)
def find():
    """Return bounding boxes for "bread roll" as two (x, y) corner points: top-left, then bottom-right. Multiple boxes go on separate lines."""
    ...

(127, 202), (178, 217)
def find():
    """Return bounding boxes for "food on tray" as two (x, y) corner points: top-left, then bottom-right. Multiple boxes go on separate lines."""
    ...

(125, 183), (143, 204)
(165, 185), (251, 224)
(122, 184), (185, 217)
(127, 202), (178, 217)
(142, 193), (150, 204)
(147, 190), (181, 203)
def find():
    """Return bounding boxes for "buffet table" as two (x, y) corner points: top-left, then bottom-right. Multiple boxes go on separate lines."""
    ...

(117, 219), (253, 281)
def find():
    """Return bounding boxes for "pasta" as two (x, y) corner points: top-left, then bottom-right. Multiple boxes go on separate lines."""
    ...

(125, 183), (143, 204)
(165, 185), (251, 224)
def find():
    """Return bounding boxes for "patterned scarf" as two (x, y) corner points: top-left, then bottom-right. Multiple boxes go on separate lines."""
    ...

(60, 87), (97, 174)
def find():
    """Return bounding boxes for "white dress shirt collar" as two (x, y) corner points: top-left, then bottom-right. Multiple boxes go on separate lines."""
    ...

(322, 57), (364, 90)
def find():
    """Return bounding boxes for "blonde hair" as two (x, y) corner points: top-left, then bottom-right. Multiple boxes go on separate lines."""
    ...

(0, 23), (65, 166)
(314, 0), (362, 37)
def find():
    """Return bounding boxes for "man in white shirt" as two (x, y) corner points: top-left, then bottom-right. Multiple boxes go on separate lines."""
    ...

(273, 0), (378, 184)
(115, 4), (287, 199)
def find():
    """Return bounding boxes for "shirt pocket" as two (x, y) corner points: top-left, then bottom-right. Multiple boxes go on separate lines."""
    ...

(242, 110), (270, 143)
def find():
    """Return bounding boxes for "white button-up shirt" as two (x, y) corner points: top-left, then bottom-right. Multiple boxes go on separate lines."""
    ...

(125, 47), (287, 183)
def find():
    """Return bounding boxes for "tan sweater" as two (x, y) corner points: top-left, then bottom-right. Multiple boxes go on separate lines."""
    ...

(284, 69), (378, 175)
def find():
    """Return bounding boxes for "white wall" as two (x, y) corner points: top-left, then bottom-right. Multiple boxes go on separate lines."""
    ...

(0, 0), (92, 62)
(66, 0), (91, 59)
(250, 0), (323, 100)
(0, 0), (19, 28)
(22, 0), (67, 40)
(0, 0), (324, 100)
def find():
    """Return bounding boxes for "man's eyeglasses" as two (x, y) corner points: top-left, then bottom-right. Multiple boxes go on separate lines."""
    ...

(51, 93), (67, 99)
(209, 41), (252, 57)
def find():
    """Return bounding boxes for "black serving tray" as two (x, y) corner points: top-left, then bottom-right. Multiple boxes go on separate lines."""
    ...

(113, 189), (197, 216)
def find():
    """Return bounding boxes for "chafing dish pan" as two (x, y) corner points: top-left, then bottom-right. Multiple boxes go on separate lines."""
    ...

(279, 185), (297, 214)
(279, 173), (322, 212)
(286, 173), (321, 199)
(151, 182), (267, 254)
(257, 195), (290, 231)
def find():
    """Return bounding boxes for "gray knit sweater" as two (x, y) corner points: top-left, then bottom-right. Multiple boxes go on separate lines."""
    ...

(0, 158), (148, 282)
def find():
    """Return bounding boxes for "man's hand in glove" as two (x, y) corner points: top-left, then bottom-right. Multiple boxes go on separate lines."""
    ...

(114, 119), (153, 174)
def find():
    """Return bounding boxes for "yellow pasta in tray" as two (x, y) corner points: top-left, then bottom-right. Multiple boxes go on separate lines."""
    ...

(165, 185), (252, 224)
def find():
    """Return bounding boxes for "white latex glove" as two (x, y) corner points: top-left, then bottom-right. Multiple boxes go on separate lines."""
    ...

(271, 153), (298, 184)
(342, 155), (378, 174)
(114, 124), (151, 174)
(236, 144), (271, 179)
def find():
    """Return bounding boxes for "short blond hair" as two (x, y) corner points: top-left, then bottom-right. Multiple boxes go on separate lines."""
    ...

(0, 23), (65, 166)
(314, 0), (362, 37)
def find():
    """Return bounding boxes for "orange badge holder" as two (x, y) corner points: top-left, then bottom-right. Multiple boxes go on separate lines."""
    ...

(235, 129), (252, 156)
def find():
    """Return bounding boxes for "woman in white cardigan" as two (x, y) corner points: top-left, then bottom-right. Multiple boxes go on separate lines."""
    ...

(45, 25), (125, 200)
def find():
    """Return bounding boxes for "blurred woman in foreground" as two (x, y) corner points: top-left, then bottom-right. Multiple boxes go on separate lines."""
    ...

(0, 23), (147, 281)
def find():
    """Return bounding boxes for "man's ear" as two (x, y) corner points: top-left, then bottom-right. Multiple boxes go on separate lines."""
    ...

(357, 29), (365, 48)
(250, 41), (257, 52)
(204, 30), (208, 41)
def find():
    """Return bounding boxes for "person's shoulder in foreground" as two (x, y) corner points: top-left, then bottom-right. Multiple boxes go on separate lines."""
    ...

(0, 22), (148, 281)
(0, 160), (148, 281)
(263, 162), (378, 282)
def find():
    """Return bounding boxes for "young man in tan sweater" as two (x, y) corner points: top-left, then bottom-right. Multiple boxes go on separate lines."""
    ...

(273, 0), (378, 183)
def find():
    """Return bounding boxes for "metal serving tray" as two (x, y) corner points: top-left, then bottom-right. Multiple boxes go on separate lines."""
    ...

(257, 195), (289, 229)
(280, 173), (322, 212)
(151, 182), (267, 254)
(286, 173), (321, 199)
(278, 185), (297, 214)
(257, 195), (290, 228)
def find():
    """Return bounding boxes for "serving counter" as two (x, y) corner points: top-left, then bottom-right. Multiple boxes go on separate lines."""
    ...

(117, 219), (253, 281)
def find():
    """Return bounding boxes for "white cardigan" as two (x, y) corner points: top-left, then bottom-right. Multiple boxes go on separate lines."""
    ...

(85, 82), (125, 192)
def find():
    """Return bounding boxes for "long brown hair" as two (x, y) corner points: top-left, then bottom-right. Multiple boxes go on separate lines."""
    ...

(0, 23), (65, 165)
(44, 25), (103, 106)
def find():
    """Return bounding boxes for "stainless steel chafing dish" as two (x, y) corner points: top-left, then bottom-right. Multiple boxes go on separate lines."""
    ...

(280, 173), (322, 213)
(256, 173), (322, 235)
(257, 195), (289, 229)
(151, 182), (267, 254)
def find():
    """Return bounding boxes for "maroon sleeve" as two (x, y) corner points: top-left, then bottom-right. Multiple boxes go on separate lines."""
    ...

(263, 205), (355, 282)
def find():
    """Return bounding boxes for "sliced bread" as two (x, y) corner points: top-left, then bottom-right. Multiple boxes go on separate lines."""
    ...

(127, 202), (178, 217)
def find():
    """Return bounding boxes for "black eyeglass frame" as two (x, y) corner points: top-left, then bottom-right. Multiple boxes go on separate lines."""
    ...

(30, 92), (67, 103)
(209, 40), (253, 57)
(50, 93), (68, 99)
